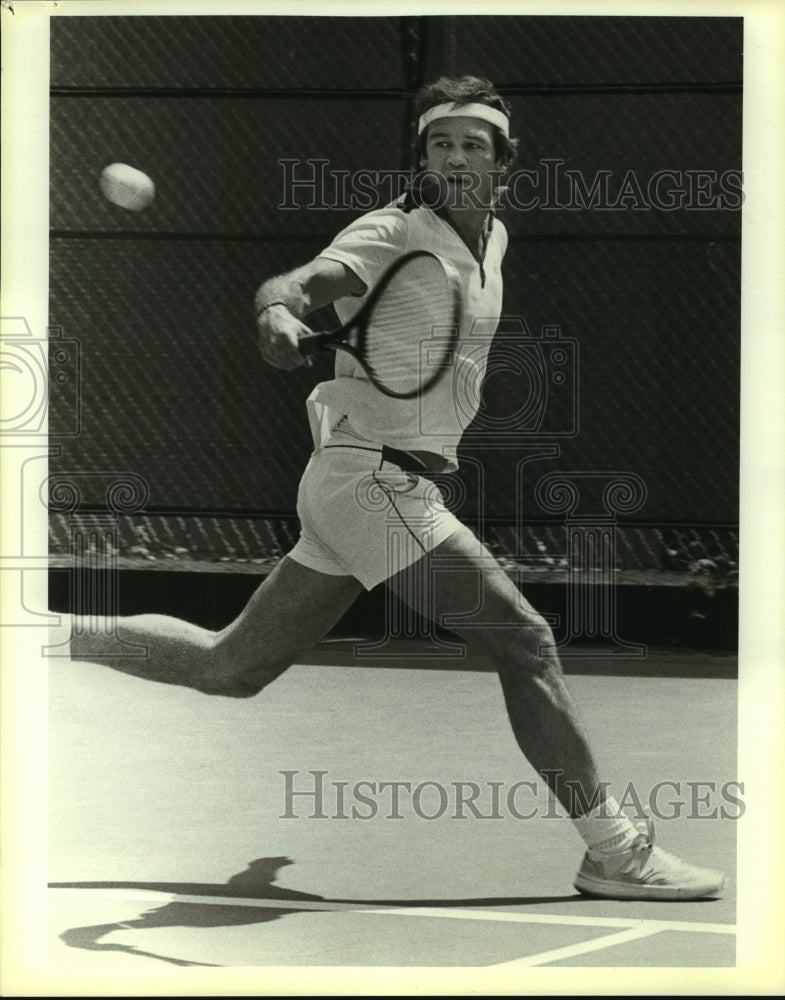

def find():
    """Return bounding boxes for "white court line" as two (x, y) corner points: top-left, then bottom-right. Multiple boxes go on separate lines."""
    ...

(366, 905), (735, 935)
(493, 926), (663, 967)
(50, 887), (736, 936)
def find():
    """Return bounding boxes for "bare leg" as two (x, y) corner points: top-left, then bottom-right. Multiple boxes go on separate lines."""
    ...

(68, 557), (363, 697)
(388, 525), (602, 818)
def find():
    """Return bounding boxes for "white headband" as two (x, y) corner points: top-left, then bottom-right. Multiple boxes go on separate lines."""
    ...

(417, 102), (510, 138)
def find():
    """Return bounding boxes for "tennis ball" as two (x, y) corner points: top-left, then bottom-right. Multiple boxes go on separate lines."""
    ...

(99, 162), (156, 212)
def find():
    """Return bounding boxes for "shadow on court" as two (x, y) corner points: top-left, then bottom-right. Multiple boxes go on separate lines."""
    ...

(55, 857), (322, 967)
(52, 856), (587, 967)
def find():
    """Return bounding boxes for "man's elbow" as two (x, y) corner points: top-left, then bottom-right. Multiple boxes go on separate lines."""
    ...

(304, 258), (366, 313)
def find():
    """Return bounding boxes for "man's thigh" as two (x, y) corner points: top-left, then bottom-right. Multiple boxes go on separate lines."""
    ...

(216, 555), (363, 674)
(386, 523), (547, 651)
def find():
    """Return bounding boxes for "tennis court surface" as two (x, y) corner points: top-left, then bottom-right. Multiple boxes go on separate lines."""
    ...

(49, 641), (737, 971)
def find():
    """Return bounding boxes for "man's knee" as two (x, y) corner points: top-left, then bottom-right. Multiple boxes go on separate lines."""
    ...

(211, 630), (293, 694)
(476, 610), (559, 677)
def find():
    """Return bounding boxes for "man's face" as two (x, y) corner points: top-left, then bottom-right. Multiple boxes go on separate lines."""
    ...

(421, 115), (501, 210)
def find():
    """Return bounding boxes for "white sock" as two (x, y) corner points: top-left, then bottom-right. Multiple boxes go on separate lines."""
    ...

(571, 796), (641, 854)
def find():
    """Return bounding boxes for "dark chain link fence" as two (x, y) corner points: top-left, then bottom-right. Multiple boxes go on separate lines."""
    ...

(49, 14), (741, 579)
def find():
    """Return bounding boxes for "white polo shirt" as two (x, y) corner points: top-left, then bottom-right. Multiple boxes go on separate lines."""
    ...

(308, 203), (507, 471)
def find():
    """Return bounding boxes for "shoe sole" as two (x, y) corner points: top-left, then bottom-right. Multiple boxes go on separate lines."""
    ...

(574, 872), (726, 901)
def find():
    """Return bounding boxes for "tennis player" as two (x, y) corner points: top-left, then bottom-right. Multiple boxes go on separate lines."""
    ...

(70, 76), (726, 901)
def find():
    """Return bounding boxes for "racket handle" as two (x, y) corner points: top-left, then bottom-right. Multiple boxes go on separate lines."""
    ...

(297, 332), (337, 356)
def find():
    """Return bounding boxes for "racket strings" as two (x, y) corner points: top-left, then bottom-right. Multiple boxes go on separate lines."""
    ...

(362, 261), (458, 395)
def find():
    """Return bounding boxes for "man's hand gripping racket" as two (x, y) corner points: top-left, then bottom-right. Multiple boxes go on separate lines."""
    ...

(298, 250), (461, 399)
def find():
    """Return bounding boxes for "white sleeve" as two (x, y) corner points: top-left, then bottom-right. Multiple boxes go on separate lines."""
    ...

(317, 207), (411, 294)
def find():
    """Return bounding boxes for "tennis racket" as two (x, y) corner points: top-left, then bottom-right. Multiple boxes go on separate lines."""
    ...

(297, 250), (461, 399)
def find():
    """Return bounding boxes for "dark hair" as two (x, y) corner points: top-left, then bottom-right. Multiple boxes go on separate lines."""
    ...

(413, 75), (519, 172)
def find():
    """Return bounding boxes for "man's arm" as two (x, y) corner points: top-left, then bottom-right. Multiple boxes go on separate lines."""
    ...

(255, 257), (365, 370)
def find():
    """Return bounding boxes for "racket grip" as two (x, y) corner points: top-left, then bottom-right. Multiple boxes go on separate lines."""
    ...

(297, 332), (336, 356)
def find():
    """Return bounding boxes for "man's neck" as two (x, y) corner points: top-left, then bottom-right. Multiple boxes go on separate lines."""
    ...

(441, 205), (490, 257)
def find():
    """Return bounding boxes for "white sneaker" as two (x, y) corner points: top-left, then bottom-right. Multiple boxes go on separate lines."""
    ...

(574, 818), (726, 901)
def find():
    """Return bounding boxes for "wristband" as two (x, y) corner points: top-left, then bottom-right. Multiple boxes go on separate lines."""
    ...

(255, 300), (288, 318)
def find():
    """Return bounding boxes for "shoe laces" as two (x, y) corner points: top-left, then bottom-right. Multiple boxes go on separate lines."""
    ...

(619, 818), (658, 880)
(633, 817), (655, 851)
(623, 818), (699, 884)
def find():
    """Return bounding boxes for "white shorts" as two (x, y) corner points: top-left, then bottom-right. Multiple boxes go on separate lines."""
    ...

(288, 445), (462, 589)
